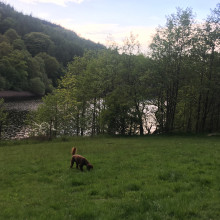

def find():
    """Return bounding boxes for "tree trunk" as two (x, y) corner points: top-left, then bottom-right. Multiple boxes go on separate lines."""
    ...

(196, 93), (202, 133)
(91, 97), (96, 136)
(76, 111), (80, 136)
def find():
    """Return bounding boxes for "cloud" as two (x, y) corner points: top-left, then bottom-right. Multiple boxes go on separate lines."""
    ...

(19, 0), (84, 6)
(36, 12), (51, 19)
(54, 19), (156, 53)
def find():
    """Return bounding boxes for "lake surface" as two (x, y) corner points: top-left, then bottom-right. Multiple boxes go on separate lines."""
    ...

(2, 98), (42, 140)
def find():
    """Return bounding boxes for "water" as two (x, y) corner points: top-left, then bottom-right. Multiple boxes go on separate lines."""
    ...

(2, 98), (158, 139)
(2, 99), (42, 140)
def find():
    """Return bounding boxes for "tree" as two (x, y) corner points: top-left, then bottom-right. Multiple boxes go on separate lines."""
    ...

(33, 93), (59, 139)
(0, 49), (28, 90)
(27, 55), (53, 93)
(0, 17), (16, 33)
(198, 4), (220, 132)
(36, 52), (61, 86)
(176, 4), (220, 133)
(150, 8), (195, 133)
(0, 41), (12, 57)
(13, 39), (26, 50)
(30, 77), (45, 96)
(24, 32), (54, 56)
(64, 53), (93, 136)
(31, 74), (79, 138)
(0, 34), (9, 43)
(4, 28), (20, 43)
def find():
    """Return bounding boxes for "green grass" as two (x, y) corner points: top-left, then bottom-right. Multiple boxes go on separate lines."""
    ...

(0, 136), (219, 220)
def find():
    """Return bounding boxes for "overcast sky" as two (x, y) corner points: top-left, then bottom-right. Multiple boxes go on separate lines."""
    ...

(3, 0), (219, 52)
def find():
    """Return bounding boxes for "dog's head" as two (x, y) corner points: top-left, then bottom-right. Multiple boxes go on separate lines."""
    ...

(87, 164), (93, 171)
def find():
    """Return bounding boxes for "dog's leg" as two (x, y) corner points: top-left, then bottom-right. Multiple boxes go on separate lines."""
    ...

(70, 158), (74, 168)
(80, 165), (84, 171)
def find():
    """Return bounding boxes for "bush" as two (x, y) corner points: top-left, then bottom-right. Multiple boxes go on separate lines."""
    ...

(30, 77), (45, 95)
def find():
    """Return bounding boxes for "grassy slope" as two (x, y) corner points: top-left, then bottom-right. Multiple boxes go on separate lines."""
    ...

(0, 136), (219, 220)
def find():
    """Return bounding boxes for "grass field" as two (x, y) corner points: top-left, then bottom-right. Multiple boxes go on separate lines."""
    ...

(0, 136), (219, 220)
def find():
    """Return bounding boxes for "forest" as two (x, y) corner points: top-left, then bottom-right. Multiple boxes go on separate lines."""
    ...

(0, 3), (219, 136)
(0, 2), (104, 94)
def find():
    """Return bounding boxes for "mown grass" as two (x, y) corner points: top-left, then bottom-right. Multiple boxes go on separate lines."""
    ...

(0, 136), (219, 220)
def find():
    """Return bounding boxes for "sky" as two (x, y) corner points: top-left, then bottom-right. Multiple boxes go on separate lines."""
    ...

(3, 0), (219, 53)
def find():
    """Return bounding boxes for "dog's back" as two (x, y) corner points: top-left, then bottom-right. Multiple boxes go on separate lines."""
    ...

(72, 155), (88, 165)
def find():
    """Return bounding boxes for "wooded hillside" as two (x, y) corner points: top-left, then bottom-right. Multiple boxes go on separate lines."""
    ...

(0, 2), (104, 95)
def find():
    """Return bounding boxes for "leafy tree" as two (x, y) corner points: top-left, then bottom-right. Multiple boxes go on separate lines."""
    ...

(0, 33), (9, 43)
(0, 76), (6, 90)
(36, 52), (61, 86)
(33, 93), (59, 139)
(4, 28), (20, 43)
(0, 41), (12, 57)
(24, 32), (54, 56)
(12, 38), (26, 50)
(150, 8), (195, 133)
(195, 4), (220, 132)
(63, 54), (92, 136)
(30, 77), (45, 96)
(31, 75), (78, 138)
(0, 17), (16, 33)
(0, 49), (28, 90)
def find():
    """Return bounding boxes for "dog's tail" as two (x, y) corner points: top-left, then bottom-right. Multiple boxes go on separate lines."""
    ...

(71, 147), (77, 155)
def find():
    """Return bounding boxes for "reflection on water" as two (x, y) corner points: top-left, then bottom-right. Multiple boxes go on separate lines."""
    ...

(5, 99), (42, 111)
(3, 99), (42, 140)
(2, 98), (158, 139)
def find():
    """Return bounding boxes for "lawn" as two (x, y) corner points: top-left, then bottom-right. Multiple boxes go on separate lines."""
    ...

(0, 136), (219, 220)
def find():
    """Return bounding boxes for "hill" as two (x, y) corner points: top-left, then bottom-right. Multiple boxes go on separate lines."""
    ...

(0, 2), (105, 95)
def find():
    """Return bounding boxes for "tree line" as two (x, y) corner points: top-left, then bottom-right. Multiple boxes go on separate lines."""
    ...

(29, 5), (219, 137)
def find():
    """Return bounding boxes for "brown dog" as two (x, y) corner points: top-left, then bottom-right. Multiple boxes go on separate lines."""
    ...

(70, 147), (93, 171)
(70, 155), (93, 171)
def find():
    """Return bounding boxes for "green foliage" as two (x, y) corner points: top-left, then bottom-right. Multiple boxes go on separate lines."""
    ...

(31, 93), (60, 138)
(29, 77), (45, 96)
(0, 33), (9, 43)
(0, 136), (219, 219)
(1, 2), (219, 135)
(0, 41), (12, 57)
(149, 5), (220, 133)
(0, 49), (29, 90)
(36, 52), (61, 86)
(30, 4), (220, 136)
(12, 38), (26, 50)
(24, 32), (54, 56)
(0, 76), (6, 90)
(30, 82), (79, 138)
(0, 17), (16, 33)
(0, 2), (104, 94)
(4, 28), (20, 43)
(35, 46), (152, 137)
(150, 8), (195, 132)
